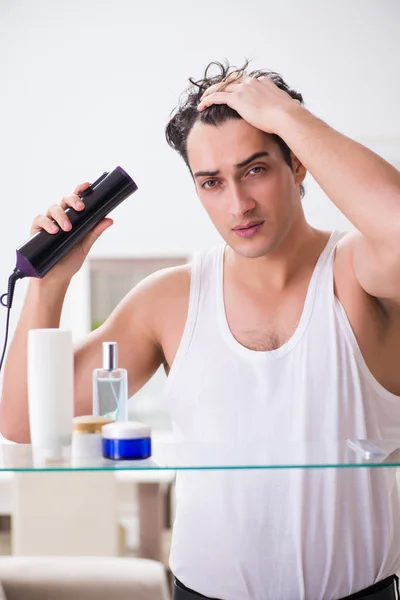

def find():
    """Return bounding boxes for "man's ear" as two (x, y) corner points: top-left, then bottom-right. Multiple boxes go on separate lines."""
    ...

(290, 151), (307, 184)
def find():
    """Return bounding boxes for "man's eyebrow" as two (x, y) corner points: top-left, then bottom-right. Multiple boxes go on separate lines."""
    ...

(193, 168), (220, 179)
(235, 151), (269, 169)
(193, 151), (269, 179)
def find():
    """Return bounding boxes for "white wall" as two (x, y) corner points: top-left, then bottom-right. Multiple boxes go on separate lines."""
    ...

(0, 0), (399, 344)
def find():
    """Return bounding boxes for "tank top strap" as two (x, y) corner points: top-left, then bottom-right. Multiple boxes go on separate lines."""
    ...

(312, 230), (347, 300)
(163, 244), (222, 396)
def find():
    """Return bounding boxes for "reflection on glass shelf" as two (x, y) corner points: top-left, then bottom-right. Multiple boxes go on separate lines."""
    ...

(1, 439), (400, 472)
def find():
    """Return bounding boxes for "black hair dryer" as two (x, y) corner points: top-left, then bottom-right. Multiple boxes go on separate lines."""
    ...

(0, 166), (137, 374)
(15, 166), (138, 279)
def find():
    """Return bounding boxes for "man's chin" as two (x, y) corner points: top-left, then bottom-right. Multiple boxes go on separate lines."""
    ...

(227, 236), (276, 259)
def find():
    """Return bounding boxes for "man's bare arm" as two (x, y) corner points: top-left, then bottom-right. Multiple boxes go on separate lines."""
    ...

(0, 268), (168, 444)
(274, 105), (400, 305)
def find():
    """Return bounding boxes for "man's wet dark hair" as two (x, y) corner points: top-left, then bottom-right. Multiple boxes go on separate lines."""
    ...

(165, 60), (305, 198)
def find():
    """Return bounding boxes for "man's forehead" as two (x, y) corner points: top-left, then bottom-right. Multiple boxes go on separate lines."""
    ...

(187, 119), (277, 172)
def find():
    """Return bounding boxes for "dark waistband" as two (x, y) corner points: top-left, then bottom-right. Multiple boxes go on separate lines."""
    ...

(338, 575), (399, 599)
(173, 574), (399, 600)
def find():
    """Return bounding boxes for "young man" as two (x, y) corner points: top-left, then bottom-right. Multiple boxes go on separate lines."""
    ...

(1, 61), (400, 599)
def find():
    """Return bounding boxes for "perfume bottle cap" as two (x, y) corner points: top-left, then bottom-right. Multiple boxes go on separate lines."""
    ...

(103, 341), (118, 371)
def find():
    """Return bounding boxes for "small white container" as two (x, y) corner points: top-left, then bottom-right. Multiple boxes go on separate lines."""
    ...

(71, 416), (115, 460)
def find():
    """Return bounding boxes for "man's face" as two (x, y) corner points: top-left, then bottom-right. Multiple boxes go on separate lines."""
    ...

(186, 118), (306, 258)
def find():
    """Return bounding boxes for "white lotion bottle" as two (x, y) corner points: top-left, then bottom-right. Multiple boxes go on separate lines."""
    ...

(27, 328), (74, 459)
(93, 342), (128, 421)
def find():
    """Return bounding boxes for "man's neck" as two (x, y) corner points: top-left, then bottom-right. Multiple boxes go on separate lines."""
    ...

(224, 222), (326, 293)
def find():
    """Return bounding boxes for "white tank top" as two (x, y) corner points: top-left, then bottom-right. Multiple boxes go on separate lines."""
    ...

(164, 231), (400, 600)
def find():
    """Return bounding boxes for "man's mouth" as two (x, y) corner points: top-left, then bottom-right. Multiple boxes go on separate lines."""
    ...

(233, 220), (264, 231)
(232, 221), (264, 238)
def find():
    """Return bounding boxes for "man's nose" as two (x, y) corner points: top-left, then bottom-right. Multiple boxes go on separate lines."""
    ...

(228, 182), (256, 217)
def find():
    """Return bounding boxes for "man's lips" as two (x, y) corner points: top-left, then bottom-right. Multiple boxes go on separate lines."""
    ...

(232, 221), (264, 238)
(232, 220), (264, 231)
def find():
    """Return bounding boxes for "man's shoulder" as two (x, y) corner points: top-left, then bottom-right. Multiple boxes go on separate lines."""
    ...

(147, 262), (192, 294)
(133, 263), (193, 361)
(333, 230), (371, 291)
(137, 242), (223, 299)
(122, 262), (192, 317)
(333, 230), (389, 343)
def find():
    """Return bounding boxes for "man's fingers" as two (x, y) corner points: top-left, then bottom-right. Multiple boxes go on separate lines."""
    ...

(73, 181), (91, 196)
(30, 215), (60, 237)
(201, 79), (232, 100)
(200, 73), (249, 101)
(197, 91), (234, 112)
(219, 71), (246, 90)
(59, 194), (86, 211)
(45, 204), (73, 232)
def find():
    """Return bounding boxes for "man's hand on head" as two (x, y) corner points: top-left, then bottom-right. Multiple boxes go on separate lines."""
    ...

(197, 74), (303, 136)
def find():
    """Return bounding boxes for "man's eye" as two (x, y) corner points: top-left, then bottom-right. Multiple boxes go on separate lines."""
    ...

(248, 166), (265, 176)
(202, 180), (219, 189)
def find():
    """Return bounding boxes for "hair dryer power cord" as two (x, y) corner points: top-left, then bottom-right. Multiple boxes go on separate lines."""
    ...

(0, 269), (25, 373)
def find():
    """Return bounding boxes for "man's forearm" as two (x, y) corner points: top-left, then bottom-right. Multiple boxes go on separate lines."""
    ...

(276, 105), (400, 245)
(0, 278), (70, 443)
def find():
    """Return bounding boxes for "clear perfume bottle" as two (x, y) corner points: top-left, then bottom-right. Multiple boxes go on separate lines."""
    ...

(92, 342), (128, 421)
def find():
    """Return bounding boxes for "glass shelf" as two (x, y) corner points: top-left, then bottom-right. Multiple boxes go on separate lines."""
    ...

(1, 438), (400, 472)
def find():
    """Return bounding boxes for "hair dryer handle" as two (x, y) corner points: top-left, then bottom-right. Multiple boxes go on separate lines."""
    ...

(15, 166), (138, 278)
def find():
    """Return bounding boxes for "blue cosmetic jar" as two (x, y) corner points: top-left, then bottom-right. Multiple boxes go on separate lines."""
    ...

(101, 421), (152, 460)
